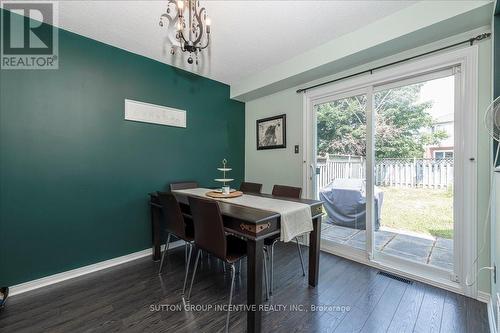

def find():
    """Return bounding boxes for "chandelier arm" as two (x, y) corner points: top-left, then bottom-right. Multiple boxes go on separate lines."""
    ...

(178, 30), (188, 45)
(198, 33), (210, 50)
(192, 6), (206, 46)
(162, 15), (180, 47)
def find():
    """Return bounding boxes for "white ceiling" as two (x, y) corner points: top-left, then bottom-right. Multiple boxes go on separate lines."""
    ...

(56, 0), (416, 85)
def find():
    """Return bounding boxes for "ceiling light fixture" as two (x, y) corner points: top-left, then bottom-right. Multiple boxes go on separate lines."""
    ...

(159, 0), (211, 65)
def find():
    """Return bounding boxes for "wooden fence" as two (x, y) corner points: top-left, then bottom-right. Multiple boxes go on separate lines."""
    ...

(317, 156), (453, 190)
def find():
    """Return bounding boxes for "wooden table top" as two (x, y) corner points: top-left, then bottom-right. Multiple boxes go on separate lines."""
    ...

(151, 190), (323, 224)
(168, 190), (323, 224)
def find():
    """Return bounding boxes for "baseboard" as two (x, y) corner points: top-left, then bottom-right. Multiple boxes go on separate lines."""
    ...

(9, 240), (184, 297)
(487, 294), (498, 333)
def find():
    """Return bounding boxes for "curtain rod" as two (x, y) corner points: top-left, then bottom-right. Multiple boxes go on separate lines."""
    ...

(296, 33), (491, 94)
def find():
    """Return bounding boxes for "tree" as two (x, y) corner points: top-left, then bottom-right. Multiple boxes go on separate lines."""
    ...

(316, 84), (448, 158)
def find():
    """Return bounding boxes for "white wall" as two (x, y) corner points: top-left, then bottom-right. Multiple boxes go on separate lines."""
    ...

(245, 27), (492, 294)
(245, 89), (303, 194)
(232, 1), (493, 101)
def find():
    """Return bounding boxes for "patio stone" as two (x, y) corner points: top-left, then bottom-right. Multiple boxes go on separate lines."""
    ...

(320, 224), (453, 270)
(321, 223), (333, 232)
(383, 236), (432, 261)
(428, 247), (454, 271)
(323, 225), (359, 241)
(374, 231), (396, 250)
(345, 239), (366, 250)
(435, 238), (453, 251)
(376, 230), (396, 238)
(321, 229), (348, 243)
(381, 247), (429, 264)
(321, 233), (347, 244)
(392, 233), (435, 247)
(350, 230), (366, 242)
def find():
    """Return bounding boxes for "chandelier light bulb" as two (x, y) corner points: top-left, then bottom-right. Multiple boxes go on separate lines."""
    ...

(177, 0), (184, 11)
(206, 16), (211, 33)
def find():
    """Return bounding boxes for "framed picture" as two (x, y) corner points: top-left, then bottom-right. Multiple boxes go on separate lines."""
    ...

(256, 114), (286, 150)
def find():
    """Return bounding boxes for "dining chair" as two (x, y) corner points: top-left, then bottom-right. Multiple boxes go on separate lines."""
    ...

(272, 184), (302, 198)
(239, 182), (263, 194)
(169, 181), (198, 191)
(264, 184), (306, 297)
(169, 182), (198, 258)
(157, 192), (195, 295)
(186, 196), (251, 332)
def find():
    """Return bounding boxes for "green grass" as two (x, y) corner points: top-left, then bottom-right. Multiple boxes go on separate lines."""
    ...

(380, 186), (453, 239)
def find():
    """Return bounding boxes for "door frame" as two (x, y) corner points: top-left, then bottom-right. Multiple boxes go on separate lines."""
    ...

(302, 46), (478, 297)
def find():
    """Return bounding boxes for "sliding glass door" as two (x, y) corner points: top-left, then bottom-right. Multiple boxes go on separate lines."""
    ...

(306, 59), (471, 287)
(313, 90), (368, 254)
(372, 70), (456, 273)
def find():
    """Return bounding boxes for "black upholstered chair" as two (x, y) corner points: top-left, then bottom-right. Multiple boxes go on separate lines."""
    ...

(239, 182), (263, 194)
(169, 181), (198, 191)
(264, 185), (306, 298)
(272, 184), (302, 198)
(186, 196), (250, 332)
(157, 192), (194, 295)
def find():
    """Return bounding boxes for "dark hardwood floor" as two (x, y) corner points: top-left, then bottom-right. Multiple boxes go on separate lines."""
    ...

(0, 243), (489, 333)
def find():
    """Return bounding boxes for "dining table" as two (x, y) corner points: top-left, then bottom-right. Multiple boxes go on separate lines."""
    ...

(148, 189), (323, 333)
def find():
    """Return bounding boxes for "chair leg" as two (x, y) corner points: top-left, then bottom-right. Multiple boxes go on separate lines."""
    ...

(182, 243), (193, 295)
(158, 233), (171, 274)
(184, 242), (188, 264)
(263, 248), (269, 301)
(187, 249), (201, 301)
(295, 237), (306, 277)
(270, 241), (276, 295)
(225, 264), (236, 333)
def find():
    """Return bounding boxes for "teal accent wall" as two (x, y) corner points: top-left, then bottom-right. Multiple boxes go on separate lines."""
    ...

(0, 11), (245, 286)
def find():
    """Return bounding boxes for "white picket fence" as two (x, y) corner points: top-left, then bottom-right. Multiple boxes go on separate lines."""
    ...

(317, 155), (453, 190)
(317, 155), (364, 189)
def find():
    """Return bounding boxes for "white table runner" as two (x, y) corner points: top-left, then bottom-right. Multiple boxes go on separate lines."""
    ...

(173, 188), (313, 242)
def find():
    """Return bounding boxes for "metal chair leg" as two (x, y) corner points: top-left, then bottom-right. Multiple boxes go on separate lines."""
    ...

(184, 242), (188, 264)
(182, 243), (193, 295)
(263, 248), (269, 300)
(295, 237), (306, 276)
(187, 249), (201, 301)
(270, 240), (276, 295)
(225, 264), (236, 333)
(158, 233), (171, 274)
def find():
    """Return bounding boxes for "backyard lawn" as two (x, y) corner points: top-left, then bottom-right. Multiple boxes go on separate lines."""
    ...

(379, 186), (453, 239)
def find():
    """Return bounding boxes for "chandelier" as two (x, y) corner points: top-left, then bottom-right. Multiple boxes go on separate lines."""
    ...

(159, 0), (211, 65)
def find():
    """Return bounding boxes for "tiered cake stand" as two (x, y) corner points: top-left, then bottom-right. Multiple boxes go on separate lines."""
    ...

(206, 159), (242, 198)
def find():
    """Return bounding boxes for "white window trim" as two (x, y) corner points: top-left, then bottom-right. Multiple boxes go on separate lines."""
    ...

(302, 45), (478, 298)
(433, 150), (454, 159)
